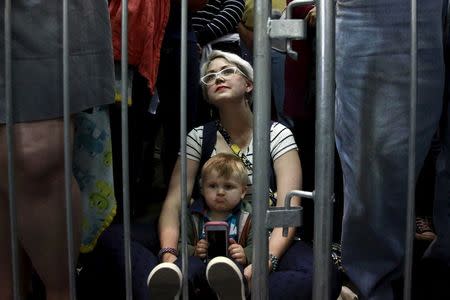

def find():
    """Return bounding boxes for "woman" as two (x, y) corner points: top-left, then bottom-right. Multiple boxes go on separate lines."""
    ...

(155, 50), (340, 299)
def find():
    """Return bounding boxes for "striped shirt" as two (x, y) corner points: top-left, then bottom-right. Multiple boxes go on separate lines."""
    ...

(192, 0), (245, 46)
(186, 122), (298, 201)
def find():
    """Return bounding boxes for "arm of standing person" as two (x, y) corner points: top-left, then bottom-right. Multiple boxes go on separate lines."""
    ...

(158, 158), (200, 262)
(305, 5), (316, 27)
(173, 0), (209, 11)
(237, 22), (253, 50)
(195, 0), (245, 46)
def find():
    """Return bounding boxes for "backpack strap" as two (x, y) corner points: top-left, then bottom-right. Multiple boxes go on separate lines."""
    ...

(200, 121), (217, 168)
(238, 212), (252, 247)
(191, 121), (217, 200)
(268, 121), (277, 199)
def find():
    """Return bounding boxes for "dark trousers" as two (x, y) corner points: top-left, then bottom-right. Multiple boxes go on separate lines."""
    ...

(269, 241), (341, 300)
(156, 37), (200, 185)
(77, 223), (159, 300)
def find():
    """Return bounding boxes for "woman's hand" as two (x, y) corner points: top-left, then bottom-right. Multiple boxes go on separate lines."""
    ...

(228, 238), (247, 266)
(194, 239), (208, 259)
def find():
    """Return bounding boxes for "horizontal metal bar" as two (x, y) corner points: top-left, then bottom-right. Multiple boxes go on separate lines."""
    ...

(266, 206), (303, 229)
(287, 189), (314, 200)
(268, 19), (307, 40)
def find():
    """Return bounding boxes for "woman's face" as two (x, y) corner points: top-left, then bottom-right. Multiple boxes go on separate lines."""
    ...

(204, 58), (253, 106)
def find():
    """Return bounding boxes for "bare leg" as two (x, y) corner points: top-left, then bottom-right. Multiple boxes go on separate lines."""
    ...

(0, 119), (81, 300)
(0, 177), (32, 298)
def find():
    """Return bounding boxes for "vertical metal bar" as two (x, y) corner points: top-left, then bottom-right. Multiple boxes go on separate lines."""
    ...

(120, 0), (133, 299)
(403, 0), (417, 298)
(62, 0), (76, 299)
(313, 0), (335, 299)
(252, 0), (271, 298)
(180, 0), (189, 297)
(4, 1), (21, 299)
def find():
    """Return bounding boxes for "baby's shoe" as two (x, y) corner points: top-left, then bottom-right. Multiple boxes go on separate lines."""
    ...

(147, 262), (182, 300)
(206, 256), (246, 300)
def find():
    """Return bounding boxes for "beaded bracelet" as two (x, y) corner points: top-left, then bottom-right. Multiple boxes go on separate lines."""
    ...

(158, 247), (178, 261)
(269, 254), (279, 272)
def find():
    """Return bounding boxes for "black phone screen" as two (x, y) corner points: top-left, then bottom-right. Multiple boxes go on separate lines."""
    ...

(207, 230), (227, 259)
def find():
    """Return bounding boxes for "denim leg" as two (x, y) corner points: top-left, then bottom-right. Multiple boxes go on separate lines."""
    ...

(335, 1), (445, 299)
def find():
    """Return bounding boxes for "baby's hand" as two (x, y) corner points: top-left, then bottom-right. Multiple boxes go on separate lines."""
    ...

(228, 238), (247, 266)
(195, 239), (208, 258)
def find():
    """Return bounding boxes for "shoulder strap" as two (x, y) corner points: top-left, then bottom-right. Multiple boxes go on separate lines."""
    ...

(238, 213), (252, 247)
(191, 121), (217, 200)
(200, 121), (217, 168)
(268, 121), (277, 200)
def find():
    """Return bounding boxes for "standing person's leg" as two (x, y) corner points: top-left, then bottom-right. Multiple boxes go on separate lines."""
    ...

(426, 101), (450, 265)
(0, 175), (33, 298)
(335, 1), (444, 299)
(158, 38), (199, 185)
(425, 0), (450, 267)
(0, 119), (81, 300)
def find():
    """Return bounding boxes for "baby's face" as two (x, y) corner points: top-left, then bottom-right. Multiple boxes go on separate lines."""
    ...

(202, 170), (246, 213)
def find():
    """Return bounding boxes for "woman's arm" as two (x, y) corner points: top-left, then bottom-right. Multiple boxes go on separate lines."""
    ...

(158, 157), (200, 262)
(268, 150), (302, 261)
(194, 0), (245, 46)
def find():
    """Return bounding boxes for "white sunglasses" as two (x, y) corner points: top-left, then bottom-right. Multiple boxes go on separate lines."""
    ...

(200, 66), (247, 86)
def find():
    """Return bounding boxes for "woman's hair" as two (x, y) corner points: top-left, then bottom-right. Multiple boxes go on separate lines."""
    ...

(200, 50), (254, 104)
(200, 153), (249, 187)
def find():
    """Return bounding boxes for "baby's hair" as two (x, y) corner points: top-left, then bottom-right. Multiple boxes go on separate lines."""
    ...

(200, 153), (248, 187)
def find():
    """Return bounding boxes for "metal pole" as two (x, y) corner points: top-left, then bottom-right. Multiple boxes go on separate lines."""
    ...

(403, 0), (417, 298)
(4, 1), (21, 299)
(313, 0), (335, 299)
(120, 0), (133, 299)
(252, 0), (271, 298)
(180, 0), (189, 298)
(62, 0), (76, 298)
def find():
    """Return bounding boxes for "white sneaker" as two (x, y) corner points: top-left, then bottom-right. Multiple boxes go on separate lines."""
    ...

(147, 262), (182, 300)
(206, 257), (246, 300)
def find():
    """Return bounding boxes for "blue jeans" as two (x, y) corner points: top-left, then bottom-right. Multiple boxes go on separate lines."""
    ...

(335, 1), (449, 299)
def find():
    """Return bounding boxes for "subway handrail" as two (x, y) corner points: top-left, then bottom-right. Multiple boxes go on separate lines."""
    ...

(4, 0), (21, 299)
(120, 0), (133, 299)
(404, 0), (418, 299)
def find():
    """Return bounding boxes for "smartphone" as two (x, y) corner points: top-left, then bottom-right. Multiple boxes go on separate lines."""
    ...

(204, 221), (229, 261)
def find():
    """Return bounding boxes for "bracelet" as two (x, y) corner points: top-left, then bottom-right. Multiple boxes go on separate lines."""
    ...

(269, 254), (279, 272)
(158, 247), (178, 261)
